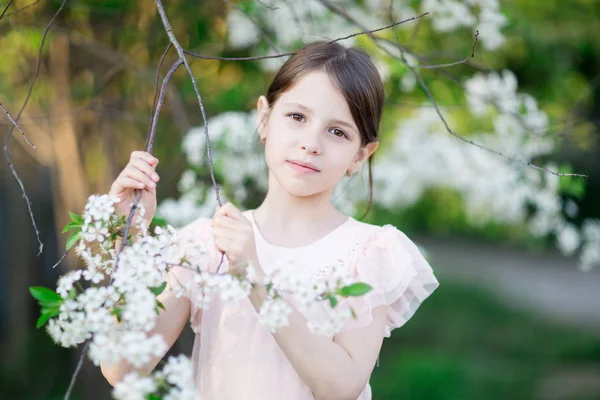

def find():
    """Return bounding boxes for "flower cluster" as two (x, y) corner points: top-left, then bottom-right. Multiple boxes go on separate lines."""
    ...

(113, 355), (196, 400)
(33, 194), (373, 399)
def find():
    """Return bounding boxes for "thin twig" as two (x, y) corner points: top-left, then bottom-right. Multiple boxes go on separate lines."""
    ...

(0, 101), (35, 149)
(183, 49), (295, 61)
(63, 341), (90, 400)
(331, 12), (429, 43)
(183, 13), (428, 62)
(417, 30), (479, 69)
(0, 0), (14, 21)
(155, 0), (222, 206)
(109, 59), (184, 286)
(5, 0), (67, 149)
(52, 247), (72, 269)
(6, 0), (43, 16)
(144, 43), (173, 150)
(2, 0), (68, 254)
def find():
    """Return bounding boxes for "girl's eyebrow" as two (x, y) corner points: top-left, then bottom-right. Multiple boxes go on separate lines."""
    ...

(282, 102), (357, 132)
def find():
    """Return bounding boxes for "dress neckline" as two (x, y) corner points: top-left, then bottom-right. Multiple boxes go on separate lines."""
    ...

(247, 210), (353, 251)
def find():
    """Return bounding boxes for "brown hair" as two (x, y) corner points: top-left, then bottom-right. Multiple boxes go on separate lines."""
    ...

(263, 41), (385, 218)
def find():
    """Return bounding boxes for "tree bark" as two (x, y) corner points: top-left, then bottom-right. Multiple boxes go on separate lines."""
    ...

(49, 34), (88, 258)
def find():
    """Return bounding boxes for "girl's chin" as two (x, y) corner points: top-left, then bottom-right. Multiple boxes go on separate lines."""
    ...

(280, 182), (330, 198)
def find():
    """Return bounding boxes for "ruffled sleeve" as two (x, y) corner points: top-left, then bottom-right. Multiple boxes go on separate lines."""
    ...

(337, 224), (439, 338)
(165, 217), (221, 333)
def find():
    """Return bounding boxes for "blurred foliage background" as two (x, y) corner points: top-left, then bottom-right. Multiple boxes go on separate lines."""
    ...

(0, 0), (599, 399)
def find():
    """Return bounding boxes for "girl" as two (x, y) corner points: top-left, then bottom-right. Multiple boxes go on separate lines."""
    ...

(101, 41), (439, 400)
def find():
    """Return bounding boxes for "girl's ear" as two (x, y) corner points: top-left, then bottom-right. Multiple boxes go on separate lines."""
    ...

(257, 95), (270, 138)
(351, 141), (379, 172)
(257, 95), (269, 114)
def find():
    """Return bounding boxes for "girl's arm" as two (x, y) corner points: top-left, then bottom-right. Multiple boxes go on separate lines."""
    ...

(249, 268), (388, 400)
(100, 283), (191, 386)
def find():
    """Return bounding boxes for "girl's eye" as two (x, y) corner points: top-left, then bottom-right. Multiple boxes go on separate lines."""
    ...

(289, 113), (305, 122)
(288, 113), (348, 139)
(330, 128), (348, 139)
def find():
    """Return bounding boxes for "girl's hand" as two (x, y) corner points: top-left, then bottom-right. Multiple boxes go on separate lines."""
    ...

(211, 203), (258, 276)
(108, 151), (160, 227)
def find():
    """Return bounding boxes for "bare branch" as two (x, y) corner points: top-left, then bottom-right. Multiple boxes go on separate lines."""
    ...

(155, 0), (223, 206)
(63, 341), (90, 400)
(145, 60), (184, 154)
(417, 30), (479, 69)
(5, 0), (68, 149)
(183, 49), (295, 61)
(2, 136), (43, 254)
(0, 101), (36, 149)
(144, 43), (173, 151)
(6, 0), (43, 16)
(111, 59), (184, 286)
(331, 12), (429, 43)
(154, 0), (230, 274)
(3, 0), (68, 254)
(0, 0), (14, 21)
(183, 12), (429, 62)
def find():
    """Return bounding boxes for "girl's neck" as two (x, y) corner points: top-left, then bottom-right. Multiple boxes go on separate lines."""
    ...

(253, 177), (347, 244)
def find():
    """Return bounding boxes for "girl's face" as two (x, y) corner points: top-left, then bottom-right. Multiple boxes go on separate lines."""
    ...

(257, 70), (378, 198)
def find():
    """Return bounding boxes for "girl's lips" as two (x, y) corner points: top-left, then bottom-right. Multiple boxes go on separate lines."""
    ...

(287, 161), (320, 174)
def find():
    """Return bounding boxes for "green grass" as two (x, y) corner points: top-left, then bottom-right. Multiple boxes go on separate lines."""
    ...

(370, 281), (600, 400)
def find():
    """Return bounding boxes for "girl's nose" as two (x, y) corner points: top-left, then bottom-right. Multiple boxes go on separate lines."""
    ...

(300, 143), (320, 155)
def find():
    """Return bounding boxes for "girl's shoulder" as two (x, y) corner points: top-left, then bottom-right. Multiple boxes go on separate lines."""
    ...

(343, 217), (417, 254)
(337, 218), (440, 337)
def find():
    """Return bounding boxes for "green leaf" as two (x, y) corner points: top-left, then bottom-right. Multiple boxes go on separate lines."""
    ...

(68, 211), (84, 224)
(146, 394), (162, 400)
(62, 221), (82, 234)
(113, 307), (123, 322)
(40, 306), (60, 318)
(327, 295), (338, 308)
(156, 300), (166, 311)
(29, 286), (61, 303)
(66, 231), (80, 251)
(150, 282), (167, 297)
(151, 216), (167, 228)
(36, 313), (52, 329)
(338, 283), (373, 297)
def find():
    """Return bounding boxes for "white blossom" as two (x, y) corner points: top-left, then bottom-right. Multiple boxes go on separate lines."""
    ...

(113, 372), (156, 400)
(83, 194), (119, 222)
(81, 220), (109, 243)
(556, 223), (582, 256)
(258, 297), (293, 333)
(56, 270), (82, 298)
(226, 9), (261, 49)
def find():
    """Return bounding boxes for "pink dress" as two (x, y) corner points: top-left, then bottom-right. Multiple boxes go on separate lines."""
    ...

(167, 210), (439, 400)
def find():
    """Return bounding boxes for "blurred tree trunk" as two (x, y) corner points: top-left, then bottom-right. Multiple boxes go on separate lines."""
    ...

(49, 34), (88, 259)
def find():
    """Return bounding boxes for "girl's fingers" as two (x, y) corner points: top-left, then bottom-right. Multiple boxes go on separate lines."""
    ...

(219, 202), (246, 221)
(212, 214), (238, 230)
(213, 236), (233, 253)
(124, 165), (156, 188)
(212, 226), (237, 240)
(116, 175), (147, 191)
(131, 151), (158, 167)
(130, 157), (160, 182)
